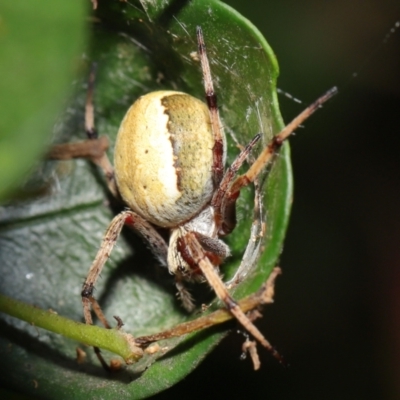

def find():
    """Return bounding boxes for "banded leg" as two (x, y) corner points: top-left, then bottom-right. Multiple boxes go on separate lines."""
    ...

(81, 210), (168, 327)
(81, 211), (129, 327)
(211, 134), (261, 236)
(181, 231), (285, 364)
(135, 267), (281, 345)
(229, 88), (338, 196)
(197, 26), (225, 187)
(81, 209), (167, 369)
(209, 87), (338, 236)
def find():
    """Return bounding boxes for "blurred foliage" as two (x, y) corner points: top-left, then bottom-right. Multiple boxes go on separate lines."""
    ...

(0, 1), (86, 201)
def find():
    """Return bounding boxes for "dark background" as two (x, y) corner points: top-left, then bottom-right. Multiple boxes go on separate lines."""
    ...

(156, 0), (400, 399)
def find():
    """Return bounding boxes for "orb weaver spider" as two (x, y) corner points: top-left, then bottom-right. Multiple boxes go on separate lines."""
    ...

(50, 26), (336, 369)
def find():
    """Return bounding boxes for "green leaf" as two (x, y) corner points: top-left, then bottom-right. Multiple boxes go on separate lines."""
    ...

(0, 0), (291, 398)
(0, 0), (86, 201)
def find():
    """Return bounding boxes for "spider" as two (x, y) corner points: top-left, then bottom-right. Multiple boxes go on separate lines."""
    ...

(50, 26), (336, 368)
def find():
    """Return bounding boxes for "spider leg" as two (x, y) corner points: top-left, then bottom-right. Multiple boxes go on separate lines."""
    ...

(211, 87), (337, 236)
(134, 267), (281, 348)
(211, 134), (261, 235)
(81, 209), (168, 327)
(81, 211), (129, 328)
(182, 232), (285, 364)
(230, 87), (338, 196)
(175, 278), (195, 313)
(81, 209), (167, 368)
(47, 63), (118, 198)
(197, 26), (225, 187)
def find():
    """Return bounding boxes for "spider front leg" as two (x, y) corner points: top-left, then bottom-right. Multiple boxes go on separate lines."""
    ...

(230, 87), (338, 198)
(211, 134), (262, 235)
(179, 231), (285, 364)
(210, 86), (338, 236)
(196, 26), (225, 186)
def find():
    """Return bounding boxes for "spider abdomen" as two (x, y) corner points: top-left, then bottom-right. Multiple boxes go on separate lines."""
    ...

(114, 91), (216, 228)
